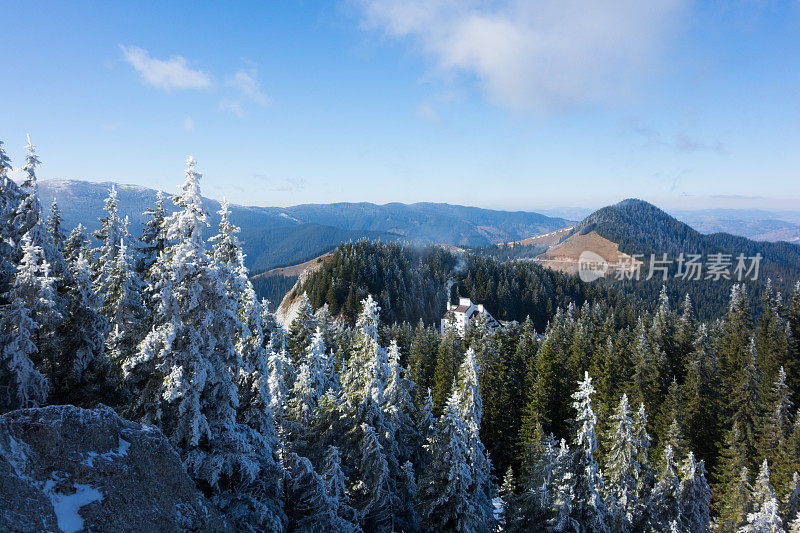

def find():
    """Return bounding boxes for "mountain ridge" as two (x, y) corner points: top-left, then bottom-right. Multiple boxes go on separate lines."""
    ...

(36, 178), (572, 272)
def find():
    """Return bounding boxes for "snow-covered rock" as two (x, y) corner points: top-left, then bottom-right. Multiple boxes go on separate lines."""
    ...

(0, 404), (230, 532)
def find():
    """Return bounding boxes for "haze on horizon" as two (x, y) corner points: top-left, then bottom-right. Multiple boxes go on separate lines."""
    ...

(1, 1), (799, 213)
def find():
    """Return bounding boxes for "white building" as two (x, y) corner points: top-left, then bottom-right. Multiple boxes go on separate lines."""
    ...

(441, 297), (506, 336)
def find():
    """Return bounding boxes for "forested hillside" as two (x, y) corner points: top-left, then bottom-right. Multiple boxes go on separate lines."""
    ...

(570, 199), (800, 286)
(286, 240), (645, 331)
(4, 140), (800, 531)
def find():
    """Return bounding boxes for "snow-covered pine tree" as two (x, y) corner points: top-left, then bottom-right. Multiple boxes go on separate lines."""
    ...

(56, 252), (110, 405)
(679, 452), (712, 533)
(292, 362), (320, 426)
(632, 402), (656, 525)
(419, 394), (476, 532)
(560, 371), (610, 532)
(137, 189), (169, 277)
(93, 185), (127, 298)
(12, 136), (43, 240)
(383, 340), (418, 462)
(8, 233), (61, 395)
(9, 137), (66, 302)
(207, 198), (283, 458)
(63, 224), (92, 263)
(549, 438), (577, 532)
(739, 460), (783, 532)
(341, 294), (389, 426)
(0, 141), (21, 300)
(791, 512), (800, 533)
(287, 293), (318, 362)
(451, 347), (496, 531)
(650, 445), (684, 530)
(283, 451), (352, 532)
(268, 346), (295, 433)
(720, 464), (754, 532)
(351, 422), (392, 530)
(320, 445), (360, 531)
(604, 393), (648, 531)
(515, 428), (560, 529)
(123, 157), (285, 530)
(759, 366), (795, 493)
(498, 466), (516, 531)
(45, 200), (65, 255)
(785, 473), (800, 529)
(0, 288), (48, 412)
(102, 241), (146, 370)
(380, 340), (420, 530)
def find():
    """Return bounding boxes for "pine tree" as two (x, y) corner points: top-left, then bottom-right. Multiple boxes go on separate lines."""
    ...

(740, 460), (783, 532)
(729, 339), (765, 473)
(0, 141), (21, 300)
(562, 372), (610, 532)
(679, 452), (712, 533)
(351, 422), (392, 530)
(604, 394), (648, 530)
(283, 451), (353, 532)
(682, 324), (723, 469)
(268, 347), (295, 430)
(0, 295), (48, 412)
(432, 326), (460, 416)
(720, 284), (753, 397)
(785, 473), (800, 528)
(787, 283), (800, 399)
(101, 242), (146, 370)
(383, 340), (418, 465)
(452, 348), (496, 531)
(137, 189), (169, 277)
(320, 445), (360, 530)
(56, 252), (110, 406)
(650, 445), (683, 531)
(418, 395), (476, 532)
(759, 366), (795, 494)
(93, 185), (128, 298)
(407, 319), (438, 408)
(63, 224), (91, 263)
(719, 465), (753, 532)
(123, 157), (285, 529)
(499, 466), (516, 530)
(756, 280), (791, 388)
(630, 319), (667, 419)
(8, 233), (61, 397)
(287, 293), (317, 363)
(549, 438), (578, 532)
(45, 200), (65, 253)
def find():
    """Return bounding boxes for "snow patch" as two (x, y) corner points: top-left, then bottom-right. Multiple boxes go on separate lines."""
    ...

(492, 496), (504, 520)
(82, 437), (131, 467)
(279, 212), (301, 223)
(43, 479), (103, 533)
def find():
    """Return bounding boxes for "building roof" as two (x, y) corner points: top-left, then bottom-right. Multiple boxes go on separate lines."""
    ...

(454, 305), (470, 313)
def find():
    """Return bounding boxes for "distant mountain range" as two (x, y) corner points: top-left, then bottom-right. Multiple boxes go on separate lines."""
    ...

(671, 209), (800, 243)
(37, 179), (572, 272)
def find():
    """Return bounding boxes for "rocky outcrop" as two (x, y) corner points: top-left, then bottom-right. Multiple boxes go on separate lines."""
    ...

(0, 404), (229, 532)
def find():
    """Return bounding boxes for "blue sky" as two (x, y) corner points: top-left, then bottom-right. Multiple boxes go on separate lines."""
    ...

(1, 0), (799, 211)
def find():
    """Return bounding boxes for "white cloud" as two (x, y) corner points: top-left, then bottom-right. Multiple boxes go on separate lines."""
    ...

(184, 116), (194, 131)
(226, 68), (270, 105)
(120, 45), (211, 90)
(357, 0), (686, 111)
(219, 100), (245, 118)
